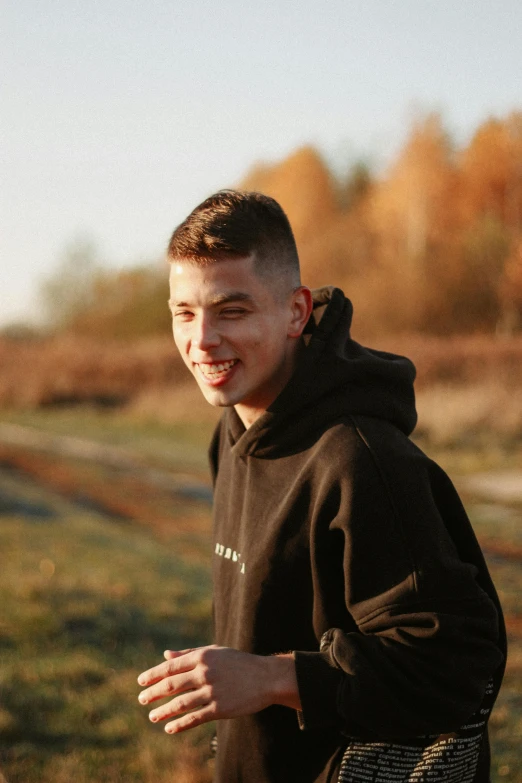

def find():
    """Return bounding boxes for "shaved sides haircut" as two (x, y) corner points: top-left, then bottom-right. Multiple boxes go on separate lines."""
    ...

(167, 190), (301, 289)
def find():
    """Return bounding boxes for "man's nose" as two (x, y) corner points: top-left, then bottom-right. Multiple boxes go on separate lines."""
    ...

(192, 316), (221, 351)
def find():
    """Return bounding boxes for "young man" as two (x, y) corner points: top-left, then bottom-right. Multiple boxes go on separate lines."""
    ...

(138, 190), (506, 783)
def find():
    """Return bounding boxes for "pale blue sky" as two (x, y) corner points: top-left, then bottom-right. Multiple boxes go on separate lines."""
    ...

(2, 0), (521, 326)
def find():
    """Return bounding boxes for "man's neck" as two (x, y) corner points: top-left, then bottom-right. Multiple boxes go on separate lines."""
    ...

(233, 402), (266, 429)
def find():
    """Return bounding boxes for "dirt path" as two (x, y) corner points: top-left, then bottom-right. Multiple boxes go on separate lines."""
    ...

(0, 426), (214, 559)
(458, 471), (522, 504)
(0, 422), (212, 503)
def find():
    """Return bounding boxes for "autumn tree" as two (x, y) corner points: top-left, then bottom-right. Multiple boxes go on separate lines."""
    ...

(498, 237), (522, 335)
(241, 146), (342, 287)
(66, 265), (171, 339)
(361, 114), (458, 332)
(41, 238), (100, 330)
(41, 240), (170, 339)
(458, 113), (522, 231)
(451, 113), (522, 331)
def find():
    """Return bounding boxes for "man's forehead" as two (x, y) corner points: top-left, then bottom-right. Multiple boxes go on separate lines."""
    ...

(168, 256), (275, 304)
(169, 290), (254, 307)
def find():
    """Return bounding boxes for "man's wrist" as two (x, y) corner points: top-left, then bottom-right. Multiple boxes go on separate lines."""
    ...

(265, 653), (302, 711)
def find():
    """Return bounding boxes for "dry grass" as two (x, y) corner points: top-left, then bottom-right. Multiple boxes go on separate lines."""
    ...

(23, 738), (213, 783)
(0, 336), (184, 409)
(2, 333), (522, 409)
(369, 334), (522, 389)
(415, 380), (522, 446)
(0, 466), (213, 783)
(126, 383), (221, 425)
(1, 334), (522, 451)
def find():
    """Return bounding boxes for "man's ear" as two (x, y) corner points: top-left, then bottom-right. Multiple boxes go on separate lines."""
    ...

(287, 286), (313, 339)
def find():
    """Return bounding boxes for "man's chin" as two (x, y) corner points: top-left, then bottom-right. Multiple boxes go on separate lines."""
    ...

(198, 384), (238, 408)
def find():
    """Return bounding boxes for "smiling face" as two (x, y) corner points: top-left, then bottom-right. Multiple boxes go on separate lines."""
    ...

(169, 255), (312, 427)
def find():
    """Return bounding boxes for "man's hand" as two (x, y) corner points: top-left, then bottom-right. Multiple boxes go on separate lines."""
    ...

(137, 645), (301, 734)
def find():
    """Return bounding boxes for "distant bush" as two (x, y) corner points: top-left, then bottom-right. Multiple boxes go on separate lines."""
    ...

(41, 238), (171, 340)
(0, 335), (186, 409)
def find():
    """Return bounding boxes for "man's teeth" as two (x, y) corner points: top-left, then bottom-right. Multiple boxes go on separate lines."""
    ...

(199, 360), (238, 376)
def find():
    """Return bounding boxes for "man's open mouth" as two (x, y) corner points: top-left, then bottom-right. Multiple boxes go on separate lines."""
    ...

(197, 359), (239, 380)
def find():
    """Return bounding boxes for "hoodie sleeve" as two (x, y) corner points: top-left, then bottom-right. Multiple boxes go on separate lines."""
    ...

(293, 423), (504, 739)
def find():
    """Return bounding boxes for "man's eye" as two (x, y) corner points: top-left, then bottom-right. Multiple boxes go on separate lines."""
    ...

(221, 308), (246, 317)
(174, 310), (193, 319)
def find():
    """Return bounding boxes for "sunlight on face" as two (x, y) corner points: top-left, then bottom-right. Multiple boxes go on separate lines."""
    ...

(168, 256), (309, 426)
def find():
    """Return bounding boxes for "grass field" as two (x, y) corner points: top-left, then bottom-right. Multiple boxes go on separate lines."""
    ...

(0, 462), (215, 782)
(0, 409), (521, 782)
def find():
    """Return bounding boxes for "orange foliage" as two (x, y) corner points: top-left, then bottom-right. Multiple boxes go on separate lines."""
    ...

(458, 113), (522, 229)
(364, 114), (459, 331)
(372, 114), (457, 260)
(500, 238), (522, 307)
(498, 237), (522, 334)
(241, 146), (339, 245)
(241, 146), (344, 289)
(29, 110), (522, 341)
(239, 110), (522, 336)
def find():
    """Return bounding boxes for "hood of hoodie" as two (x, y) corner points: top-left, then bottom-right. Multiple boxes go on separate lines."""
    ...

(226, 286), (417, 458)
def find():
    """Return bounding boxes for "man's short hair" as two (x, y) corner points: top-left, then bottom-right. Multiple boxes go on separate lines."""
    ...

(166, 190), (301, 286)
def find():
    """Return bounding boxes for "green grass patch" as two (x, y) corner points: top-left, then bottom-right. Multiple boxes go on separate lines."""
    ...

(0, 408), (217, 475)
(465, 501), (522, 783)
(0, 417), (521, 781)
(0, 480), (213, 783)
(412, 435), (522, 476)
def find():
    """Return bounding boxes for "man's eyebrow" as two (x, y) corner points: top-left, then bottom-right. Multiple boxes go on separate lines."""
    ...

(169, 292), (253, 308)
(209, 292), (253, 306)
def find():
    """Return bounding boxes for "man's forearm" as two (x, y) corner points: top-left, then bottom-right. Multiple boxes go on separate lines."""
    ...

(268, 653), (302, 711)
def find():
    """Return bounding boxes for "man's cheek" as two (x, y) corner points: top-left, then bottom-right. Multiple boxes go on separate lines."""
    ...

(172, 333), (188, 361)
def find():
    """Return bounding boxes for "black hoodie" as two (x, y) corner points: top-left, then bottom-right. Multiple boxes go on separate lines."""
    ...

(209, 287), (506, 783)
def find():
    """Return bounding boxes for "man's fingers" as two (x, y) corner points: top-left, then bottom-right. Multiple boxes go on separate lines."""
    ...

(139, 670), (200, 706)
(164, 647), (194, 660)
(137, 650), (197, 687)
(165, 703), (216, 734)
(149, 686), (212, 723)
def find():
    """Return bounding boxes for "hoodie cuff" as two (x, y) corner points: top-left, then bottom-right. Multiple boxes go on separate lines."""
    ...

(293, 649), (345, 731)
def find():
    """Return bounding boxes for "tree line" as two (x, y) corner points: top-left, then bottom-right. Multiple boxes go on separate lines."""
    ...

(39, 111), (522, 339)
